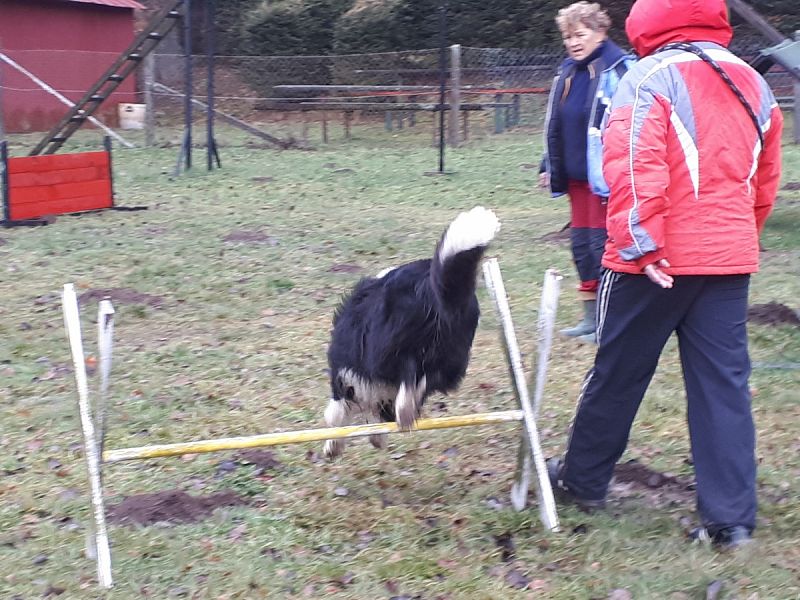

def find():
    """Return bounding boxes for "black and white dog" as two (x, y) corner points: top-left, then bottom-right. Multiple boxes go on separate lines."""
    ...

(323, 206), (500, 459)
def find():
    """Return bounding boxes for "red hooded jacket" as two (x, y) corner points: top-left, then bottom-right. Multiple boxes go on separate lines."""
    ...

(601, 0), (783, 275)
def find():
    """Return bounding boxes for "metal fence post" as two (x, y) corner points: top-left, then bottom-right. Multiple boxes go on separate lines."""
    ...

(448, 44), (461, 147)
(183, 0), (193, 170)
(494, 92), (504, 133)
(0, 37), (5, 141)
(144, 53), (156, 147)
(794, 31), (799, 145)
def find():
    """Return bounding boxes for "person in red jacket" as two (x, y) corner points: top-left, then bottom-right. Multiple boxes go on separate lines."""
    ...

(546, 0), (783, 551)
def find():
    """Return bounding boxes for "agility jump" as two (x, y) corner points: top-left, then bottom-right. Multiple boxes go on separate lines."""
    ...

(63, 261), (562, 588)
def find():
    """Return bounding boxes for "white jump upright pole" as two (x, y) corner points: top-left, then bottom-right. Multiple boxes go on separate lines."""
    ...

(531, 269), (562, 418)
(482, 260), (559, 532)
(509, 268), (561, 513)
(62, 284), (113, 588)
(96, 299), (115, 456)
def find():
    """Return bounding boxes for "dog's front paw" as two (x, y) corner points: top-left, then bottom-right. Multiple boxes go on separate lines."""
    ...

(395, 402), (418, 431)
(323, 439), (345, 460)
(395, 381), (421, 431)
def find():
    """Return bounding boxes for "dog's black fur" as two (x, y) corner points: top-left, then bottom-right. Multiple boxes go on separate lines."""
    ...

(323, 207), (498, 458)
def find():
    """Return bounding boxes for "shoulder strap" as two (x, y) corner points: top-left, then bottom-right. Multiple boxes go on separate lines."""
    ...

(658, 42), (764, 147)
(612, 58), (630, 80)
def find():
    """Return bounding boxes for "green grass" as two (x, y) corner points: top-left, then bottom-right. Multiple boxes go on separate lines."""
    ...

(0, 121), (798, 599)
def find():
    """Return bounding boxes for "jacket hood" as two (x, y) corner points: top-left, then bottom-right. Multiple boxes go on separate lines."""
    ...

(625, 0), (732, 57)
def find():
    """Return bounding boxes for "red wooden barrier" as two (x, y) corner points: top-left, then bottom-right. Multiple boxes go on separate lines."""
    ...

(2, 143), (114, 225)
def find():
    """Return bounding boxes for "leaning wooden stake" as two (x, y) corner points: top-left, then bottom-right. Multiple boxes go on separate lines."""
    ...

(63, 284), (113, 588)
(483, 260), (560, 532)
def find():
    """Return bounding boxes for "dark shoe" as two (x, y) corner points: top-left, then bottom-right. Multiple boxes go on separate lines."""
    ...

(546, 457), (606, 513)
(714, 526), (754, 551)
(689, 526), (754, 551)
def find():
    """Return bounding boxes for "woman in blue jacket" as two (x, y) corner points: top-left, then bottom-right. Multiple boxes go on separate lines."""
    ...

(540, 2), (635, 342)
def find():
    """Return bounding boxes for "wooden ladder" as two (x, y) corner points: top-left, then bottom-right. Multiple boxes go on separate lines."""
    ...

(29, 0), (185, 156)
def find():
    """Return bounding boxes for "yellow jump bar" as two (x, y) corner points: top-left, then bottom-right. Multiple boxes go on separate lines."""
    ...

(102, 410), (524, 463)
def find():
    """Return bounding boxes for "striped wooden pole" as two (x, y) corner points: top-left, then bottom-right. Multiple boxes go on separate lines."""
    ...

(103, 410), (524, 463)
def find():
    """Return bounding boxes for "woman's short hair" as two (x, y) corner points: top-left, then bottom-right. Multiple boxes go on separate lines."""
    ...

(556, 2), (611, 34)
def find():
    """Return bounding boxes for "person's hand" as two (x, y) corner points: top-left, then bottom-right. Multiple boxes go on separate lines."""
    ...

(643, 259), (673, 288)
(538, 172), (550, 189)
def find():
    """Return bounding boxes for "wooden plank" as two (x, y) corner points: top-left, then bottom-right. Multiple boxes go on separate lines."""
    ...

(10, 166), (106, 188)
(11, 180), (110, 204)
(352, 66), (552, 75)
(10, 194), (112, 220)
(295, 102), (511, 111)
(8, 152), (109, 174)
(275, 85), (440, 92)
(448, 44), (461, 147)
(273, 85), (548, 96)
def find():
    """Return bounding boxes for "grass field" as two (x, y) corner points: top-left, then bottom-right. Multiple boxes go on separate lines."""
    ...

(1, 120), (799, 599)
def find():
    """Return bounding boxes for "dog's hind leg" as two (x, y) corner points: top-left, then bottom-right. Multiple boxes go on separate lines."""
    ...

(323, 397), (352, 459)
(395, 375), (427, 431)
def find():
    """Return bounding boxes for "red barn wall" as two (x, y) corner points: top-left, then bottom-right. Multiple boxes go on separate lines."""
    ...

(0, 0), (139, 133)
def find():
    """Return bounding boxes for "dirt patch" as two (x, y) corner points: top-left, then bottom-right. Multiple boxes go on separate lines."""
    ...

(79, 288), (164, 308)
(539, 225), (571, 244)
(142, 226), (169, 237)
(781, 181), (800, 191)
(223, 230), (279, 245)
(234, 449), (283, 471)
(108, 490), (247, 526)
(613, 461), (683, 489)
(610, 460), (694, 507)
(748, 302), (800, 327)
(328, 263), (363, 273)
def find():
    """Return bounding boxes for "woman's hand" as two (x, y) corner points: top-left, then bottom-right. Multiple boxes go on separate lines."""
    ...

(538, 172), (550, 189)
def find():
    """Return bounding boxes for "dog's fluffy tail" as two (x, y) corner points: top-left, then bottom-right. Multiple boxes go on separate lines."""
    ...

(430, 206), (500, 309)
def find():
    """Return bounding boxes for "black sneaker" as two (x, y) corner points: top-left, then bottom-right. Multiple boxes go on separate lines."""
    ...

(546, 457), (606, 513)
(689, 526), (754, 551)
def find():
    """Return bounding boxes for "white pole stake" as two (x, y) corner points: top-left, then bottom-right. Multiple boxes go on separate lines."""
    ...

(96, 299), (115, 455)
(531, 269), (562, 418)
(483, 259), (559, 531)
(62, 284), (113, 588)
(508, 269), (562, 513)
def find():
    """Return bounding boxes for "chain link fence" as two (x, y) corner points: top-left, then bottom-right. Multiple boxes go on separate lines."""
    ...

(150, 46), (562, 145)
(1, 40), (794, 147)
(147, 40), (794, 146)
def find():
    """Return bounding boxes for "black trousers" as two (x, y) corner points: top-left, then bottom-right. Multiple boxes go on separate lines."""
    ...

(561, 271), (757, 533)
